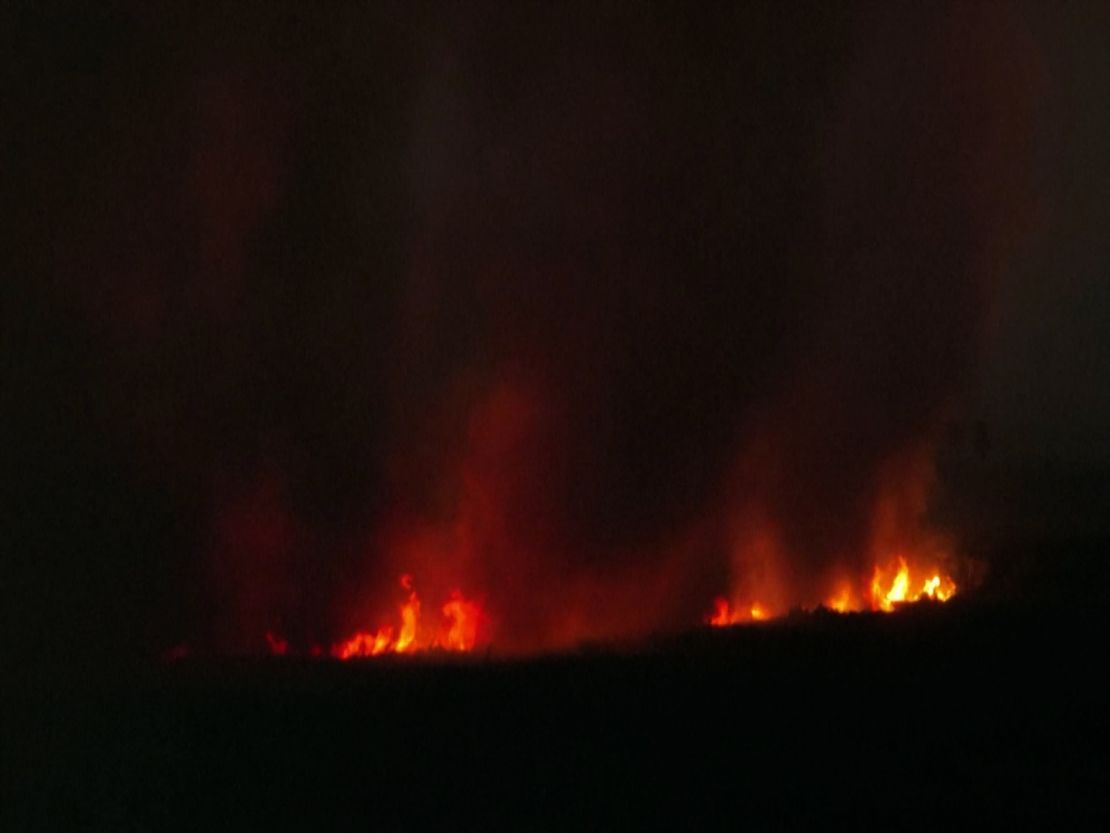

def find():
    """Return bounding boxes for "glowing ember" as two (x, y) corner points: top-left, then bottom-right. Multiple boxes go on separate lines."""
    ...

(265, 631), (288, 655)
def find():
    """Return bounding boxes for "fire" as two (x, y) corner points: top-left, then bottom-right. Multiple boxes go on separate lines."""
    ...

(329, 574), (485, 659)
(333, 628), (392, 659)
(707, 554), (958, 624)
(442, 591), (483, 651)
(875, 559), (911, 611)
(824, 584), (857, 613)
(709, 597), (732, 626)
(707, 597), (771, 626)
(394, 574), (420, 653)
(258, 553), (957, 657)
(921, 573), (956, 602)
(869, 557), (957, 612)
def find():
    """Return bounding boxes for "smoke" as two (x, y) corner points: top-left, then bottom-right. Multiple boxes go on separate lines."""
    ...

(370, 4), (1040, 647)
(2, 3), (1039, 660)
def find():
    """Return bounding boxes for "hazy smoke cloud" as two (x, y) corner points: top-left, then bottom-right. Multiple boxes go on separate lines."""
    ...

(3, 3), (1039, 659)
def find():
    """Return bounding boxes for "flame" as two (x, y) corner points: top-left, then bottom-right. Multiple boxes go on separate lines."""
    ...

(333, 628), (394, 659)
(257, 455), (958, 658)
(394, 574), (420, 653)
(824, 584), (857, 613)
(707, 552), (957, 625)
(442, 591), (483, 651)
(921, 573), (956, 602)
(326, 574), (486, 659)
(708, 597), (732, 626)
(707, 597), (771, 626)
(873, 558), (911, 611)
(869, 556), (957, 612)
(266, 553), (956, 657)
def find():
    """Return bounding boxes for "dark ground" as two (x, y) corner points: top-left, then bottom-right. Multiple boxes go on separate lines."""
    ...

(5, 573), (1109, 831)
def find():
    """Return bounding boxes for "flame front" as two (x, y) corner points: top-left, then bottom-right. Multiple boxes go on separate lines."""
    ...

(328, 575), (485, 659)
(825, 584), (857, 614)
(708, 554), (958, 626)
(869, 557), (957, 612)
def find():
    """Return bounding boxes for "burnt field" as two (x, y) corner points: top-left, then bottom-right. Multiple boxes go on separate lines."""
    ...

(6, 593), (1109, 831)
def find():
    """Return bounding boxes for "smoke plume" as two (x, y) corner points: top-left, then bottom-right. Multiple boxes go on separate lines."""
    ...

(2, 3), (1039, 660)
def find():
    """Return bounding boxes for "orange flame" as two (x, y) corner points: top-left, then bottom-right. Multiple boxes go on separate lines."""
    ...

(824, 584), (857, 613)
(869, 556), (957, 612)
(333, 627), (394, 659)
(441, 591), (483, 651)
(708, 553), (958, 624)
(707, 597), (771, 626)
(328, 574), (486, 659)
(394, 574), (420, 653)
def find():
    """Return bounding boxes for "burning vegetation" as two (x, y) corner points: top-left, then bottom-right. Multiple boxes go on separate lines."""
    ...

(708, 556), (957, 628)
(33, 3), (1026, 665)
(329, 575), (485, 658)
(267, 546), (959, 659)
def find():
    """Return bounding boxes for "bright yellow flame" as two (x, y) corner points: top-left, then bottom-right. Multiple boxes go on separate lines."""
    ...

(870, 557), (957, 611)
(395, 580), (420, 654)
(888, 559), (910, 606)
(920, 573), (956, 602)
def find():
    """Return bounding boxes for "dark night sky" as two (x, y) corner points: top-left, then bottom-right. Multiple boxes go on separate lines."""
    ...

(973, 1), (1110, 465)
(2, 2), (1106, 667)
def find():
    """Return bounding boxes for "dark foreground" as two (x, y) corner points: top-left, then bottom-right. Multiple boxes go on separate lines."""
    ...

(6, 601), (1108, 831)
